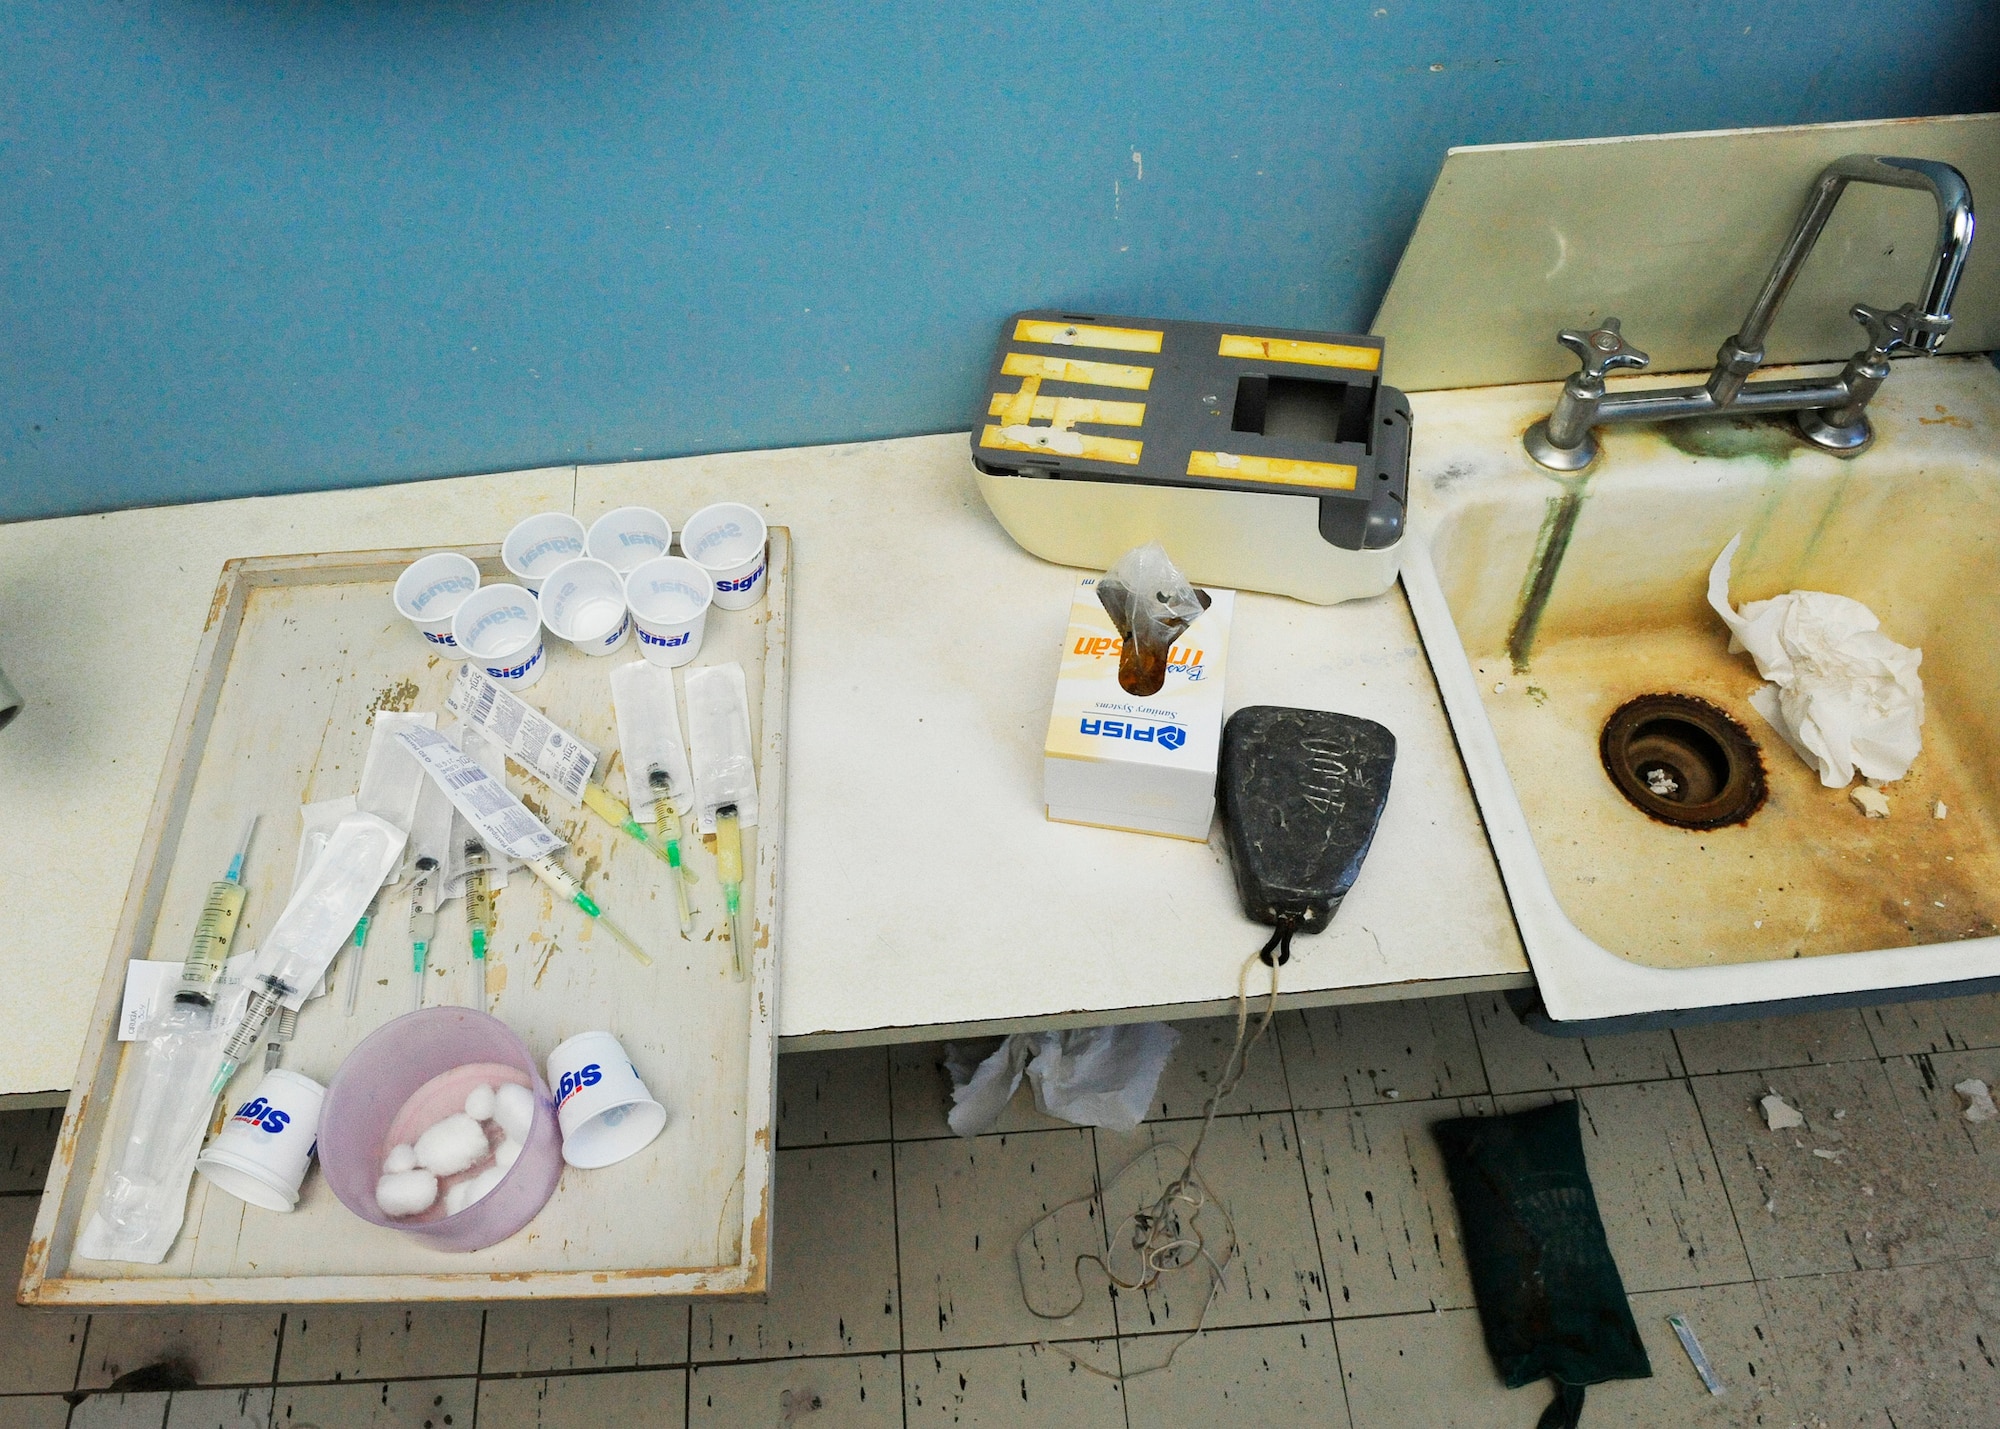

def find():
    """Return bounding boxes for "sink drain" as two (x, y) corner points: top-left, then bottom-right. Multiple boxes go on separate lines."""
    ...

(1600, 694), (1766, 829)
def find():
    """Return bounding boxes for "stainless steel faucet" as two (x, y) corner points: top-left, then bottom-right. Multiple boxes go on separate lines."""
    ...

(1524, 154), (1975, 471)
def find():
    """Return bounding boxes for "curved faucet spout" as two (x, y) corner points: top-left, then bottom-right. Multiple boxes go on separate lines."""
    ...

(1735, 154), (1975, 360)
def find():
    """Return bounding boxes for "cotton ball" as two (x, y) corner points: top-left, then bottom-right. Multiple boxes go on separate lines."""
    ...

(414, 1113), (489, 1177)
(375, 1169), (438, 1218)
(465, 1084), (497, 1122)
(442, 1180), (472, 1217)
(382, 1143), (418, 1175)
(464, 1165), (506, 1207)
(494, 1138), (521, 1171)
(494, 1082), (535, 1143)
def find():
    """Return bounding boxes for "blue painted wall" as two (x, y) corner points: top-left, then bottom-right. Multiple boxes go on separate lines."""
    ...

(5, 1), (1997, 520)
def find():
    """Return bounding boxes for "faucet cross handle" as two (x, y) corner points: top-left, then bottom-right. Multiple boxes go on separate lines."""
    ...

(1850, 301), (1941, 358)
(1557, 319), (1650, 381)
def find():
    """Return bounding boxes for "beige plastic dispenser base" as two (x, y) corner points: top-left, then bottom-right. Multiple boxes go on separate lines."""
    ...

(974, 468), (1401, 605)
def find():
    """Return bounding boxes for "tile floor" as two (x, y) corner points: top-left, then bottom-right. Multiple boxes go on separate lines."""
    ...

(4, 990), (1998, 1428)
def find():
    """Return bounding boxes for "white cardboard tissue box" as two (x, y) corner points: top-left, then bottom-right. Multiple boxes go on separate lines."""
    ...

(1043, 574), (1234, 840)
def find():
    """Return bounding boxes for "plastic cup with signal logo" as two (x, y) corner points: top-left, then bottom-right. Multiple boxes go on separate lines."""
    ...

(537, 557), (632, 656)
(451, 583), (547, 689)
(501, 512), (586, 593)
(393, 553), (481, 649)
(680, 503), (768, 611)
(624, 557), (713, 668)
(546, 1030), (666, 1169)
(586, 506), (673, 573)
(195, 1068), (326, 1212)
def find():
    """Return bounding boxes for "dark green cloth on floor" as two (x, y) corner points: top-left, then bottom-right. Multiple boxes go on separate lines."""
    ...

(1432, 1099), (1651, 1429)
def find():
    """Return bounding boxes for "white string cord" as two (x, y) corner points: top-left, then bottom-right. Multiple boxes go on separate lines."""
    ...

(1013, 938), (1282, 1381)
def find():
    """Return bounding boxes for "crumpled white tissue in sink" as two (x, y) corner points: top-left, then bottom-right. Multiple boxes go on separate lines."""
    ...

(1707, 534), (1925, 788)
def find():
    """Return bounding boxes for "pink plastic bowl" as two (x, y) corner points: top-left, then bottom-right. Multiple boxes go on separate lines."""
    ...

(320, 1007), (564, 1252)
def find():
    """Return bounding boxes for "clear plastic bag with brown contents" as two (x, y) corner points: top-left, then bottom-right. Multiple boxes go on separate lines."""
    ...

(1096, 543), (1211, 697)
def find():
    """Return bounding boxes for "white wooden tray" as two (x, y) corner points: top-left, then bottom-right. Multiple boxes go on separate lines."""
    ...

(23, 532), (789, 1304)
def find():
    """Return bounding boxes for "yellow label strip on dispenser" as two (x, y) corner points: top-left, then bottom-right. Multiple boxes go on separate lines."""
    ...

(985, 392), (1146, 427)
(1187, 451), (1358, 490)
(980, 425), (1144, 464)
(1001, 351), (1154, 390)
(1217, 334), (1381, 371)
(1012, 319), (1165, 353)
(994, 375), (1043, 425)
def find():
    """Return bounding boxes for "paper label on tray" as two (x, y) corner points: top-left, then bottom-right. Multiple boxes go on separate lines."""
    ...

(395, 725), (565, 860)
(119, 953), (256, 1040)
(445, 665), (598, 802)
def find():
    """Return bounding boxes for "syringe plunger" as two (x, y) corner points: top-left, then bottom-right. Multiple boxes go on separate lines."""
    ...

(214, 981), (289, 1093)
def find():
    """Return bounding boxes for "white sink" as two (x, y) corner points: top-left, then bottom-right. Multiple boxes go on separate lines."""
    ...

(1402, 356), (2000, 1025)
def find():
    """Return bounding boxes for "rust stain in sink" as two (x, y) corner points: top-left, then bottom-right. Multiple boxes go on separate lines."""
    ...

(1475, 623), (2000, 970)
(1661, 412), (1804, 464)
(1506, 477), (1589, 673)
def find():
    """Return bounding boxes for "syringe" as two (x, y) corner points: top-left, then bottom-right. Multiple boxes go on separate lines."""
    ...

(648, 767), (697, 936)
(579, 782), (668, 860)
(212, 812), (404, 1095)
(713, 803), (747, 982)
(524, 854), (654, 967)
(216, 979), (291, 1094)
(407, 855), (440, 1009)
(463, 837), (494, 999)
(176, 817), (257, 1009)
(262, 1005), (298, 1071)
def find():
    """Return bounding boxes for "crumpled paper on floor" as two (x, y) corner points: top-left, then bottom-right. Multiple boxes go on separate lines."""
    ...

(944, 1023), (1180, 1137)
(1707, 535), (1925, 788)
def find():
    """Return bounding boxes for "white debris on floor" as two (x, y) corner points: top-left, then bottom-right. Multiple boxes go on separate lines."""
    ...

(1760, 1092), (1806, 1130)
(1954, 1078), (1998, 1123)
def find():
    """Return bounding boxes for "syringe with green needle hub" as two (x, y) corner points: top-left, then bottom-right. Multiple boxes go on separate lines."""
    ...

(342, 890), (380, 1016)
(578, 781), (667, 859)
(463, 838), (494, 999)
(407, 855), (440, 1009)
(580, 778), (694, 936)
(648, 767), (697, 936)
(713, 803), (747, 981)
(524, 854), (654, 967)
(394, 723), (647, 969)
(176, 817), (258, 1009)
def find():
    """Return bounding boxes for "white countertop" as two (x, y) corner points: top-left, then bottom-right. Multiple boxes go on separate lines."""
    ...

(0, 434), (1527, 1100)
